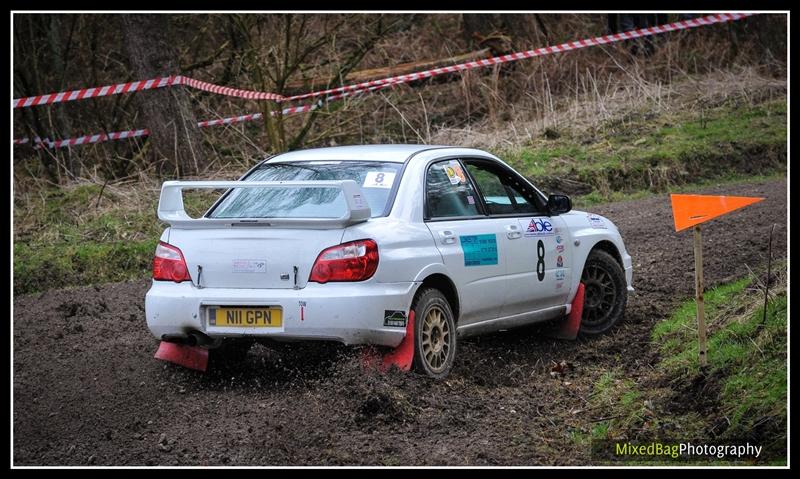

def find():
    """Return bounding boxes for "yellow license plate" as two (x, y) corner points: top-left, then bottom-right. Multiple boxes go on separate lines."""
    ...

(209, 307), (283, 327)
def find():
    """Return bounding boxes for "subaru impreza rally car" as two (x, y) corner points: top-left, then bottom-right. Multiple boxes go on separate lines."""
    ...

(146, 145), (633, 378)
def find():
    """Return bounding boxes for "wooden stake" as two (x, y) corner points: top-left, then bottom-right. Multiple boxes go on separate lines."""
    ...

(763, 224), (776, 325)
(693, 225), (708, 368)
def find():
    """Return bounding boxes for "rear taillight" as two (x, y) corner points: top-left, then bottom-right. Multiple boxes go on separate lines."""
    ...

(309, 239), (379, 283)
(153, 241), (191, 282)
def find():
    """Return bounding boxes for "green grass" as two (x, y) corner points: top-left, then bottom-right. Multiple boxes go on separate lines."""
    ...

(652, 278), (752, 362)
(586, 267), (787, 465)
(13, 183), (163, 294)
(14, 239), (159, 295)
(652, 270), (787, 449)
(13, 182), (229, 294)
(582, 370), (652, 442)
(494, 99), (787, 198)
(572, 171), (785, 209)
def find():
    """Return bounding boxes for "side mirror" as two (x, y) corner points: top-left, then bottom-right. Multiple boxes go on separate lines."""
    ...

(547, 194), (572, 215)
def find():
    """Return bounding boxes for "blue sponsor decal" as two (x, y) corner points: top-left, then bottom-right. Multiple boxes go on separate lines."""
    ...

(460, 234), (498, 267)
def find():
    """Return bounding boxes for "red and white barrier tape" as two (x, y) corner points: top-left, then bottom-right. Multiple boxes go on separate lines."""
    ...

(196, 112), (263, 128)
(12, 13), (753, 110)
(18, 83), (396, 150)
(180, 76), (283, 102)
(13, 13), (753, 148)
(12, 76), (182, 109)
(12, 75), (284, 109)
(43, 129), (150, 149)
(285, 13), (754, 101)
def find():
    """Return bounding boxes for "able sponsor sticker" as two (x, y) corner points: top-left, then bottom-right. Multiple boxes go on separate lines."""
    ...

(460, 234), (498, 267)
(525, 217), (555, 237)
(384, 310), (407, 328)
(363, 171), (396, 189)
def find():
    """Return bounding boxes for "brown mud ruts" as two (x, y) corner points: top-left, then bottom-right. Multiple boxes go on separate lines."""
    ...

(13, 179), (787, 466)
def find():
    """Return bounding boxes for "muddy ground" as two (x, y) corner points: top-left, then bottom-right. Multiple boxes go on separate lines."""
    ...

(13, 178), (787, 466)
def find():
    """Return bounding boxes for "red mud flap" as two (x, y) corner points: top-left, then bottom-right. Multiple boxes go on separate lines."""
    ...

(361, 310), (415, 372)
(154, 341), (209, 372)
(544, 282), (585, 340)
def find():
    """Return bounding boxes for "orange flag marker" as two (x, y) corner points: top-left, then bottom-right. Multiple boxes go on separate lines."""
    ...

(670, 194), (764, 232)
(670, 192), (765, 368)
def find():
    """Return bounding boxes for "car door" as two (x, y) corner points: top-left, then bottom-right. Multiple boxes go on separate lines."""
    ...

(424, 158), (511, 326)
(462, 158), (572, 317)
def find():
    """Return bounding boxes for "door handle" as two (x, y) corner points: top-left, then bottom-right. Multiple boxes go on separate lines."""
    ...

(506, 224), (522, 240)
(439, 230), (456, 245)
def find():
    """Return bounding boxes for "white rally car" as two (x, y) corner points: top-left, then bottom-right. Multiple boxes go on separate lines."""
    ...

(146, 145), (633, 378)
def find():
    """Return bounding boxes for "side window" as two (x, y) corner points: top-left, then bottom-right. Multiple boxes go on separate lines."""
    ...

(426, 159), (481, 219)
(464, 160), (543, 215)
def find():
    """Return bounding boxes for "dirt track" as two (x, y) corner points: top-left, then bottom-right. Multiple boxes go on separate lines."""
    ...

(13, 178), (787, 466)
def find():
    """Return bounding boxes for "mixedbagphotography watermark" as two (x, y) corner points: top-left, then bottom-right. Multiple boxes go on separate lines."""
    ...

(591, 439), (768, 464)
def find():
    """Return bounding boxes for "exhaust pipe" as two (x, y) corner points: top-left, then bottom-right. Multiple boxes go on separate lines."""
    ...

(188, 330), (217, 347)
(160, 330), (217, 347)
(161, 334), (196, 346)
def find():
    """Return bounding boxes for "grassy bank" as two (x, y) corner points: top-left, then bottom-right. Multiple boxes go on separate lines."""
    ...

(497, 99), (786, 199)
(13, 183), (161, 295)
(12, 182), (225, 295)
(579, 263), (787, 465)
(652, 265), (787, 457)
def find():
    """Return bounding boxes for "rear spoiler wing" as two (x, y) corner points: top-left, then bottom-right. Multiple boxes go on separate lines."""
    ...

(157, 180), (371, 229)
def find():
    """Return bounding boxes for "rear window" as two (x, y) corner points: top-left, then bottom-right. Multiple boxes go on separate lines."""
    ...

(208, 161), (402, 219)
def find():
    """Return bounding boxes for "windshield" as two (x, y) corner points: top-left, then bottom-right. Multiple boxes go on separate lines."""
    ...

(208, 161), (403, 219)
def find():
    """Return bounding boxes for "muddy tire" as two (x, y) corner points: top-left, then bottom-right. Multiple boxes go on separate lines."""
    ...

(579, 249), (627, 336)
(411, 288), (457, 379)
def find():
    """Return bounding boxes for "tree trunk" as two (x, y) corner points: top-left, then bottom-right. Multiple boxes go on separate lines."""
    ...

(48, 15), (76, 177)
(462, 14), (547, 52)
(120, 14), (206, 177)
(462, 14), (500, 48)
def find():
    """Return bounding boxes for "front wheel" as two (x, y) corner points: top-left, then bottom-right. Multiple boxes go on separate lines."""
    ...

(411, 288), (457, 379)
(579, 249), (627, 336)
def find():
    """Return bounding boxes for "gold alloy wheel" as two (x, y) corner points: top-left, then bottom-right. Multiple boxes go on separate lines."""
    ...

(421, 305), (451, 372)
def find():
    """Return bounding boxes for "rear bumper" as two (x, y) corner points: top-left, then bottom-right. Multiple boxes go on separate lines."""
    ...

(145, 280), (417, 348)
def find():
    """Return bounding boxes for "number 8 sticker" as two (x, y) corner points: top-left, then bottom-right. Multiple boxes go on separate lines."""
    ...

(537, 240), (545, 281)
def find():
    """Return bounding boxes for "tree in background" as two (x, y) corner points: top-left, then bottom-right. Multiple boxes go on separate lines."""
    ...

(120, 14), (207, 177)
(12, 13), (786, 182)
(229, 14), (417, 152)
